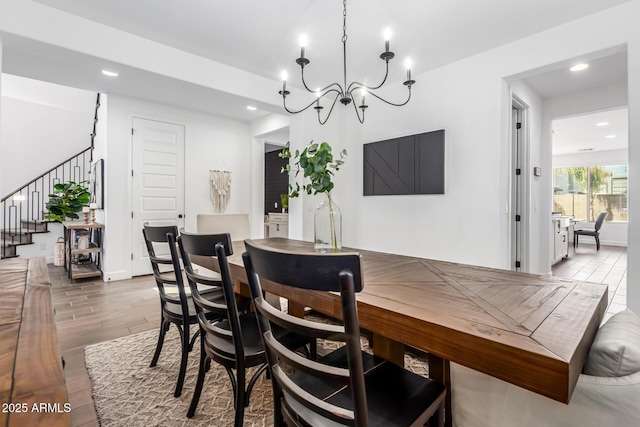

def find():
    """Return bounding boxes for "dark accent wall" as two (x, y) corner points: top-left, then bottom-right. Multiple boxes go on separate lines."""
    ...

(363, 129), (445, 196)
(265, 150), (289, 214)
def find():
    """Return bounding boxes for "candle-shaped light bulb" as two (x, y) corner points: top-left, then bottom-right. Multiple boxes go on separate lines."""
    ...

(383, 28), (391, 53)
(360, 88), (367, 105)
(315, 88), (321, 106)
(281, 70), (288, 93)
(299, 35), (308, 59)
(405, 57), (413, 81)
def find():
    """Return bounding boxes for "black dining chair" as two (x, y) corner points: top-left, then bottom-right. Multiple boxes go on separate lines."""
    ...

(171, 230), (315, 427)
(242, 238), (446, 427)
(142, 224), (225, 398)
(574, 211), (608, 250)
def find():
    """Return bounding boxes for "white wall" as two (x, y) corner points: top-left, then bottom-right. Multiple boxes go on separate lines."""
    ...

(627, 5), (640, 314)
(103, 95), (251, 281)
(0, 36), (3, 207)
(0, 75), (95, 197)
(289, 1), (640, 295)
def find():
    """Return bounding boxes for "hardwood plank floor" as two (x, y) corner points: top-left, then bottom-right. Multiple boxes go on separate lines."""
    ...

(49, 266), (160, 427)
(552, 244), (627, 323)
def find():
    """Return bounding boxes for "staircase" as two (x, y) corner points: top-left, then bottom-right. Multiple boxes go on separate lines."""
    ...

(1, 94), (101, 259)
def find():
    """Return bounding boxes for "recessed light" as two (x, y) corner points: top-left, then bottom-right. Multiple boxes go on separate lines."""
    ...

(605, 135), (617, 139)
(570, 63), (589, 72)
(596, 122), (609, 127)
(101, 70), (119, 77)
(246, 106), (257, 111)
(578, 148), (593, 152)
(552, 129), (557, 134)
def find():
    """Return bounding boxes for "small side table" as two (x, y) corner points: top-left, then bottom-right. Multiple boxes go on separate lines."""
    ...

(62, 221), (104, 280)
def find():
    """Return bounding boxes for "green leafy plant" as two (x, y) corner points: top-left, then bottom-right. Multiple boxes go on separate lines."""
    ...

(45, 181), (91, 222)
(279, 141), (347, 198)
(280, 141), (347, 252)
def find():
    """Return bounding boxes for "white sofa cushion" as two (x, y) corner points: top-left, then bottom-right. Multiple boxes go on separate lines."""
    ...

(584, 308), (640, 377)
(451, 362), (640, 427)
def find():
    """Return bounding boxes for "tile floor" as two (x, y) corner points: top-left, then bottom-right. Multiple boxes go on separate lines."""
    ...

(551, 243), (627, 323)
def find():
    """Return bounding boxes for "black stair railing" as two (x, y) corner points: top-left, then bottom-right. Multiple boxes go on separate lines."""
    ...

(1, 93), (100, 259)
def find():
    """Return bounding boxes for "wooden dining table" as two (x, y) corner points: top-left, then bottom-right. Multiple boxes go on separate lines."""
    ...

(194, 238), (607, 426)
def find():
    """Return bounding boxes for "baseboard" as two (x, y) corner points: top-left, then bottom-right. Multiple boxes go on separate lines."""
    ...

(103, 270), (131, 282)
(574, 240), (627, 248)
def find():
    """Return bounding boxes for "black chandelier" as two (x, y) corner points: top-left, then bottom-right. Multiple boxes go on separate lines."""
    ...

(279, 0), (415, 124)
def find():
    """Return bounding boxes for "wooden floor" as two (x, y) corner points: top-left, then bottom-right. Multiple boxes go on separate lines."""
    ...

(552, 244), (627, 323)
(49, 266), (160, 427)
(50, 245), (627, 427)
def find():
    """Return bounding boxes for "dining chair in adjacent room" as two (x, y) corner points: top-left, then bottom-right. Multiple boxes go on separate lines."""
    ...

(574, 211), (608, 250)
(142, 224), (225, 398)
(242, 239), (447, 427)
(172, 231), (314, 427)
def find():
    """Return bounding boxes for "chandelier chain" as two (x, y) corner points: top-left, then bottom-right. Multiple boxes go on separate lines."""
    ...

(342, 0), (347, 43)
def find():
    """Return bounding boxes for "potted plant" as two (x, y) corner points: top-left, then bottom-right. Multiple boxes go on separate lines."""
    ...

(280, 141), (347, 252)
(45, 181), (91, 223)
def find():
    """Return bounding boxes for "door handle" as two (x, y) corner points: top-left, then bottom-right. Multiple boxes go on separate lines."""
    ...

(178, 214), (183, 219)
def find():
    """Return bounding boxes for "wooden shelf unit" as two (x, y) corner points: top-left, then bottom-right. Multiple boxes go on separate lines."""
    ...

(62, 221), (104, 280)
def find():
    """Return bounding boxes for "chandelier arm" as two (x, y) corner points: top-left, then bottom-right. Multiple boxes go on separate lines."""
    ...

(346, 60), (390, 94)
(365, 87), (413, 107)
(351, 96), (365, 124)
(300, 68), (345, 95)
(282, 88), (342, 115)
(318, 93), (341, 125)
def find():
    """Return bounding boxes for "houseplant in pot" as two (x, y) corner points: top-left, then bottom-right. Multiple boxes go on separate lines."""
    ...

(45, 181), (91, 222)
(280, 141), (347, 252)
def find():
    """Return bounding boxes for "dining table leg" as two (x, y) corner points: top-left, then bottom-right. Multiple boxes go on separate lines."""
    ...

(428, 353), (452, 427)
(371, 333), (405, 366)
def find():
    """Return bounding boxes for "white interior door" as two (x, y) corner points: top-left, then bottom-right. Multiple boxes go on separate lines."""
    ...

(131, 117), (185, 276)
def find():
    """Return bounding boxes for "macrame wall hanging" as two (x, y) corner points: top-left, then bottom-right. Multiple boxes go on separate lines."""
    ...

(210, 169), (232, 213)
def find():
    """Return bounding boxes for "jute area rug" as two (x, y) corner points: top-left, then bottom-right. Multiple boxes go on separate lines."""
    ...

(85, 324), (430, 427)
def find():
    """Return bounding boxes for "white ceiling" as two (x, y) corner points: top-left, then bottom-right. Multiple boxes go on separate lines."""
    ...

(552, 107), (628, 156)
(0, 0), (631, 122)
(517, 49), (629, 156)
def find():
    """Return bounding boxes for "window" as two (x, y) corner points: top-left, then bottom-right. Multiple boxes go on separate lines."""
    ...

(553, 164), (627, 222)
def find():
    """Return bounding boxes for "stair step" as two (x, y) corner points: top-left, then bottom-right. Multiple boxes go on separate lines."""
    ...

(1, 245), (17, 258)
(20, 220), (50, 232)
(0, 231), (34, 245)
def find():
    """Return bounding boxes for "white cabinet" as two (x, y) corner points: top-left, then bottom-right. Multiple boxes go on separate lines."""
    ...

(266, 213), (288, 238)
(552, 216), (571, 264)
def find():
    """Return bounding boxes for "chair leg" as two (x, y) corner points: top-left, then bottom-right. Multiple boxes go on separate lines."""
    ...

(438, 400), (445, 427)
(234, 368), (247, 427)
(573, 233), (577, 249)
(596, 234), (600, 251)
(187, 342), (208, 418)
(174, 324), (190, 397)
(150, 318), (169, 367)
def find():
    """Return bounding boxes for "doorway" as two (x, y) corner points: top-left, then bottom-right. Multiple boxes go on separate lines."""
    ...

(511, 96), (529, 272)
(130, 117), (185, 276)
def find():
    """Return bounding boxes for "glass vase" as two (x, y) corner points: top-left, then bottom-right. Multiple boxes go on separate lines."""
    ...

(314, 192), (342, 253)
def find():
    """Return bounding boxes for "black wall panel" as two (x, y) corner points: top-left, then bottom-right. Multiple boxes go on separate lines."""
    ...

(363, 129), (444, 196)
(264, 150), (289, 214)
